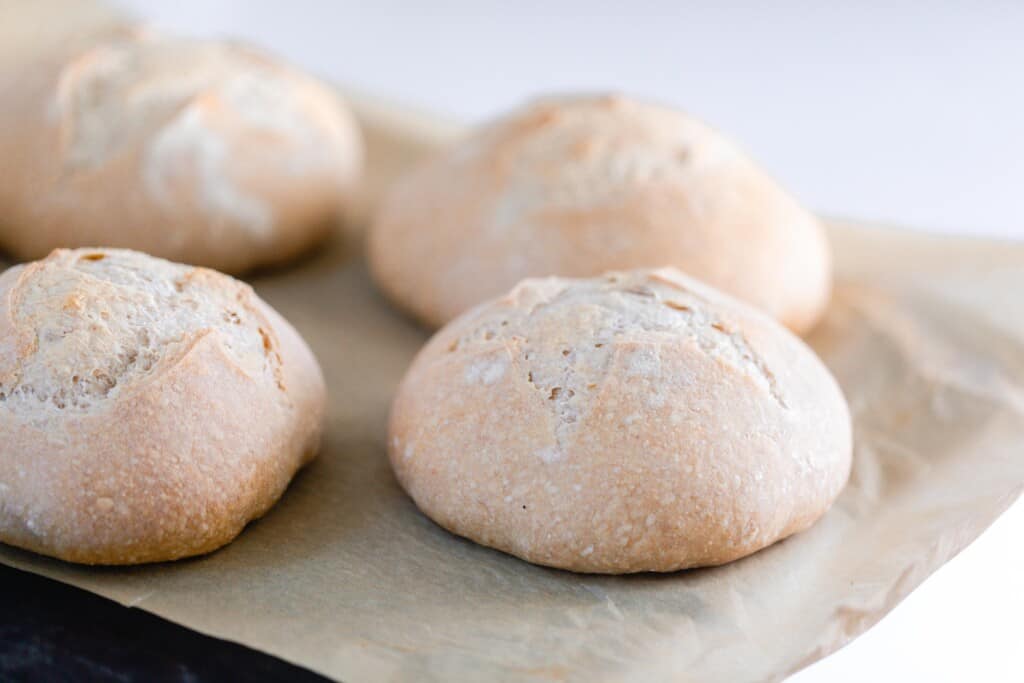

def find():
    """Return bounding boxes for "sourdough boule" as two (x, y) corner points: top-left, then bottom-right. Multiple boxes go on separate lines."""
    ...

(368, 94), (830, 334)
(0, 248), (325, 564)
(0, 25), (362, 273)
(388, 268), (851, 573)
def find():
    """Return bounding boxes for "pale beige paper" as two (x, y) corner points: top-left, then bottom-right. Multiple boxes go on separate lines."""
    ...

(0, 0), (123, 64)
(2, 12), (1023, 681)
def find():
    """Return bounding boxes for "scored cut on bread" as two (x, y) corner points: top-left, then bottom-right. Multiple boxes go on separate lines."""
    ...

(0, 248), (326, 564)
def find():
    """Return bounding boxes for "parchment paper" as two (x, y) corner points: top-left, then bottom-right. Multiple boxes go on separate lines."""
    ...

(1, 15), (1023, 681)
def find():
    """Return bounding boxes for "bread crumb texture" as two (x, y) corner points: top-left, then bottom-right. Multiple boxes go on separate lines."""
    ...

(0, 249), (325, 564)
(389, 268), (851, 573)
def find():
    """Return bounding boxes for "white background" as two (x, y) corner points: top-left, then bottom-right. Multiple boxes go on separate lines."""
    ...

(117, 2), (1023, 680)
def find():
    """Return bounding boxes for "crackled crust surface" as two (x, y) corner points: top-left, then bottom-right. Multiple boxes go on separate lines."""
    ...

(0, 249), (326, 564)
(369, 94), (830, 334)
(389, 268), (851, 573)
(0, 25), (362, 273)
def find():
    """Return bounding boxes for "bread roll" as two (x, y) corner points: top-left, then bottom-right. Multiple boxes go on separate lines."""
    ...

(368, 94), (830, 334)
(388, 268), (851, 573)
(0, 25), (362, 273)
(0, 248), (325, 564)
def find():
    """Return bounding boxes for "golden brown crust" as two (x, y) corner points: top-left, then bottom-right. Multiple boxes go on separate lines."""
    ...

(0, 249), (325, 564)
(388, 268), (851, 573)
(368, 94), (830, 334)
(0, 25), (362, 274)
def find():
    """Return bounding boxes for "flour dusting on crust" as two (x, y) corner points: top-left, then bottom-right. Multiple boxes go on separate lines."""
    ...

(445, 268), (788, 455)
(50, 28), (350, 237)
(0, 249), (282, 415)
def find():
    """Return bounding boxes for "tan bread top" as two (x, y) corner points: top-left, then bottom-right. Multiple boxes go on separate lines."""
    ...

(0, 249), (280, 416)
(51, 28), (353, 232)
(0, 249), (325, 564)
(389, 268), (851, 572)
(369, 94), (830, 333)
(0, 26), (362, 272)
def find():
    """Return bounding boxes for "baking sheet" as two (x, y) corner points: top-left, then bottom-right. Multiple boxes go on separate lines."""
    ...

(1, 15), (1023, 680)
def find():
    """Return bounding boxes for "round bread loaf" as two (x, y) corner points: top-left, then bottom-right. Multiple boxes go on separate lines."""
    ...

(0, 25), (362, 273)
(368, 94), (830, 334)
(0, 248), (325, 564)
(388, 268), (851, 573)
